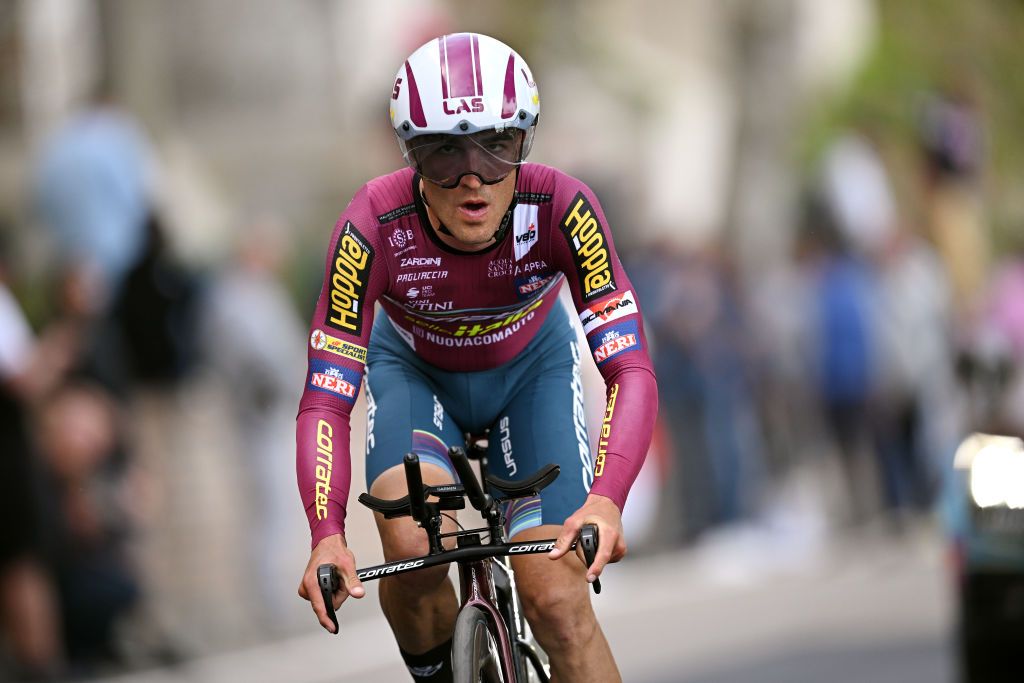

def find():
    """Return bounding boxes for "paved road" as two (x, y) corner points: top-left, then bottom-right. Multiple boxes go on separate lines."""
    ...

(87, 522), (953, 683)
(600, 525), (952, 683)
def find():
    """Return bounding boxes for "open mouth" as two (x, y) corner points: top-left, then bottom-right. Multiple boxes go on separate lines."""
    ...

(458, 199), (489, 220)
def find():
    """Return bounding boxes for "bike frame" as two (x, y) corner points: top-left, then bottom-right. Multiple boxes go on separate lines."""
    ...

(462, 557), (516, 681)
(353, 539), (557, 582)
(320, 444), (598, 682)
(343, 538), (559, 682)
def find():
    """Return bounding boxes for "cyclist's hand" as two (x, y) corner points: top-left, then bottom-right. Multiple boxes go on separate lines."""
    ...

(548, 493), (626, 583)
(298, 533), (364, 633)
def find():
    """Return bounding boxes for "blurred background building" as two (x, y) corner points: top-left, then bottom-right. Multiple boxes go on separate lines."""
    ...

(1, 0), (1023, 681)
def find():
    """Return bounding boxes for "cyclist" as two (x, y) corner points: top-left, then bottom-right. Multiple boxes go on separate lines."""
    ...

(296, 33), (657, 682)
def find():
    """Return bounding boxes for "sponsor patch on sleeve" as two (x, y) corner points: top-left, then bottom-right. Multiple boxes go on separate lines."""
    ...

(587, 320), (641, 365)
(324, 221), (375, 335)
(559, 191), (617, 302)
(310, 328), (368, 365)
(308, 359), (361, 403)
(578, 289), (638, 334)
(513, 273), (555, 300)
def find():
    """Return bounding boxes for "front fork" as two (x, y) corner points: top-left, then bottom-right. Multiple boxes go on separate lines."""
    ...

(459, 559), (518, 681)
(492, 556), (551, 682)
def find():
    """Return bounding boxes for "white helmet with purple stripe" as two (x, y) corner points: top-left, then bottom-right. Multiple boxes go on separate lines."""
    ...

(390, 33), (540, 186)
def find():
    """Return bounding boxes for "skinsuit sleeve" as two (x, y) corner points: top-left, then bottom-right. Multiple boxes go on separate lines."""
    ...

(296, 185), (388, 548)
(549, 177), (659, 511)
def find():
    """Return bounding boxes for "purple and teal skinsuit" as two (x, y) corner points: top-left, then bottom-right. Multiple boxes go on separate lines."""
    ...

(297, 163), (657, 547)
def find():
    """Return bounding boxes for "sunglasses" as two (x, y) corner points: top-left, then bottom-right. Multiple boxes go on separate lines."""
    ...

(405, 129), (525, 189)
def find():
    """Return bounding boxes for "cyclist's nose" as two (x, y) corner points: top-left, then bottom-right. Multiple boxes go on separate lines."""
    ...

(458, 172), (484, 189)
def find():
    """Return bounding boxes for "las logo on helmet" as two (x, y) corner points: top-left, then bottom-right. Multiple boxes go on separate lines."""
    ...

(443, 97), (484, 115)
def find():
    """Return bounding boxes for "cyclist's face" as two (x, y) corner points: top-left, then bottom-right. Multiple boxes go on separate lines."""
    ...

(420, 169), (516, 251)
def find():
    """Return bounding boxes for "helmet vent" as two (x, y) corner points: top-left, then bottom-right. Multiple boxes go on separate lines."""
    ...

(404, 61), (427, 127)
(501, 54), (517, 119)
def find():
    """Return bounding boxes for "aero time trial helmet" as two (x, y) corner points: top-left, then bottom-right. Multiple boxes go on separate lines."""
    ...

(390, 33), (540, 189)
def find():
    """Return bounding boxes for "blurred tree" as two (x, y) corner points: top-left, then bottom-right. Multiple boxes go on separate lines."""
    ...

(800, 0), (1024, 249)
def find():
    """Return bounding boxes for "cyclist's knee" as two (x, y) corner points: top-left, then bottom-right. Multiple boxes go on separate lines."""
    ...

(516, 561), (596, 650)
(369, 461), (457, 599)
(380, 561), (450, 600)
(376, 523), (449, 593)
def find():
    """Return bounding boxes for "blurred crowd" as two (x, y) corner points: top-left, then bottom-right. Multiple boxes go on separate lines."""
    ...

(0, 82), (308, 679)
(629, 84), (1023, 547)
(0, 16), (1021, 683)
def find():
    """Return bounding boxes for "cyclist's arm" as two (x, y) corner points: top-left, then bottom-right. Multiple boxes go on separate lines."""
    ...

(549, 179), (658, 511)
(296, 186), (387, 548)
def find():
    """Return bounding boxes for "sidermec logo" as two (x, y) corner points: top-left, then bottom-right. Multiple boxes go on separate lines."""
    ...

(359, 558), (426, 579)
(324, 222), (374, 335)
(579, 290), (637, 334)
(560, 192), (616, 302)
(509, 541), (556, 554)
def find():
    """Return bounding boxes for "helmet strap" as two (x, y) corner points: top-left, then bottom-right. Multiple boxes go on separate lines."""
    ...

(489, 167), (519, 242)
(419, 183), (455, 236)
(489, 204), (514, 243)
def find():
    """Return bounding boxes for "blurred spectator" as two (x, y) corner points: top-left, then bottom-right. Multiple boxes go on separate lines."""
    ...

(32, 82), (155, 307)
(971, 240), (1024, 436)
(797, 196), (881, 525)
(200, 215), (306, 629)
(820, 130), (897, 255)
(919, 85), (984, 184)
(36, 382), (141, 673)
(111, 211), (203, 388)
(872, 221), (955, 515)
(0, 229), (78, 680)
(918, 84), (990, 317)
(628, 240), (764, 543)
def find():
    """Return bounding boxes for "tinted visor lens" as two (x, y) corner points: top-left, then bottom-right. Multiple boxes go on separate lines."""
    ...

(407, 129), (524, 188)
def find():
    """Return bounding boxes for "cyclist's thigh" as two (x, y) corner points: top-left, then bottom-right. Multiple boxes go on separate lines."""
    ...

(487, 336), (593, 538)
(364, 355), (464, 492)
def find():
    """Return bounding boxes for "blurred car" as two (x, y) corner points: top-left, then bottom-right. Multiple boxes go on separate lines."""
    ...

(944, 433), (1024, 682)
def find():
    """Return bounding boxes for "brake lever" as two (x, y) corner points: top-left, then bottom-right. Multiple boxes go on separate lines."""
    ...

(578, 524), (602, 595)
(317, 564), (340, 635)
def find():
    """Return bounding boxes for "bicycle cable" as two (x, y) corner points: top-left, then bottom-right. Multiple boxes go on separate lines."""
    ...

(441, 512), (465, 531)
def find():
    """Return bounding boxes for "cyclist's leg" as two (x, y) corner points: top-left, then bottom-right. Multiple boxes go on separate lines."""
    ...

(488, 335), (621, 682)
(364, 350), (464, 678)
